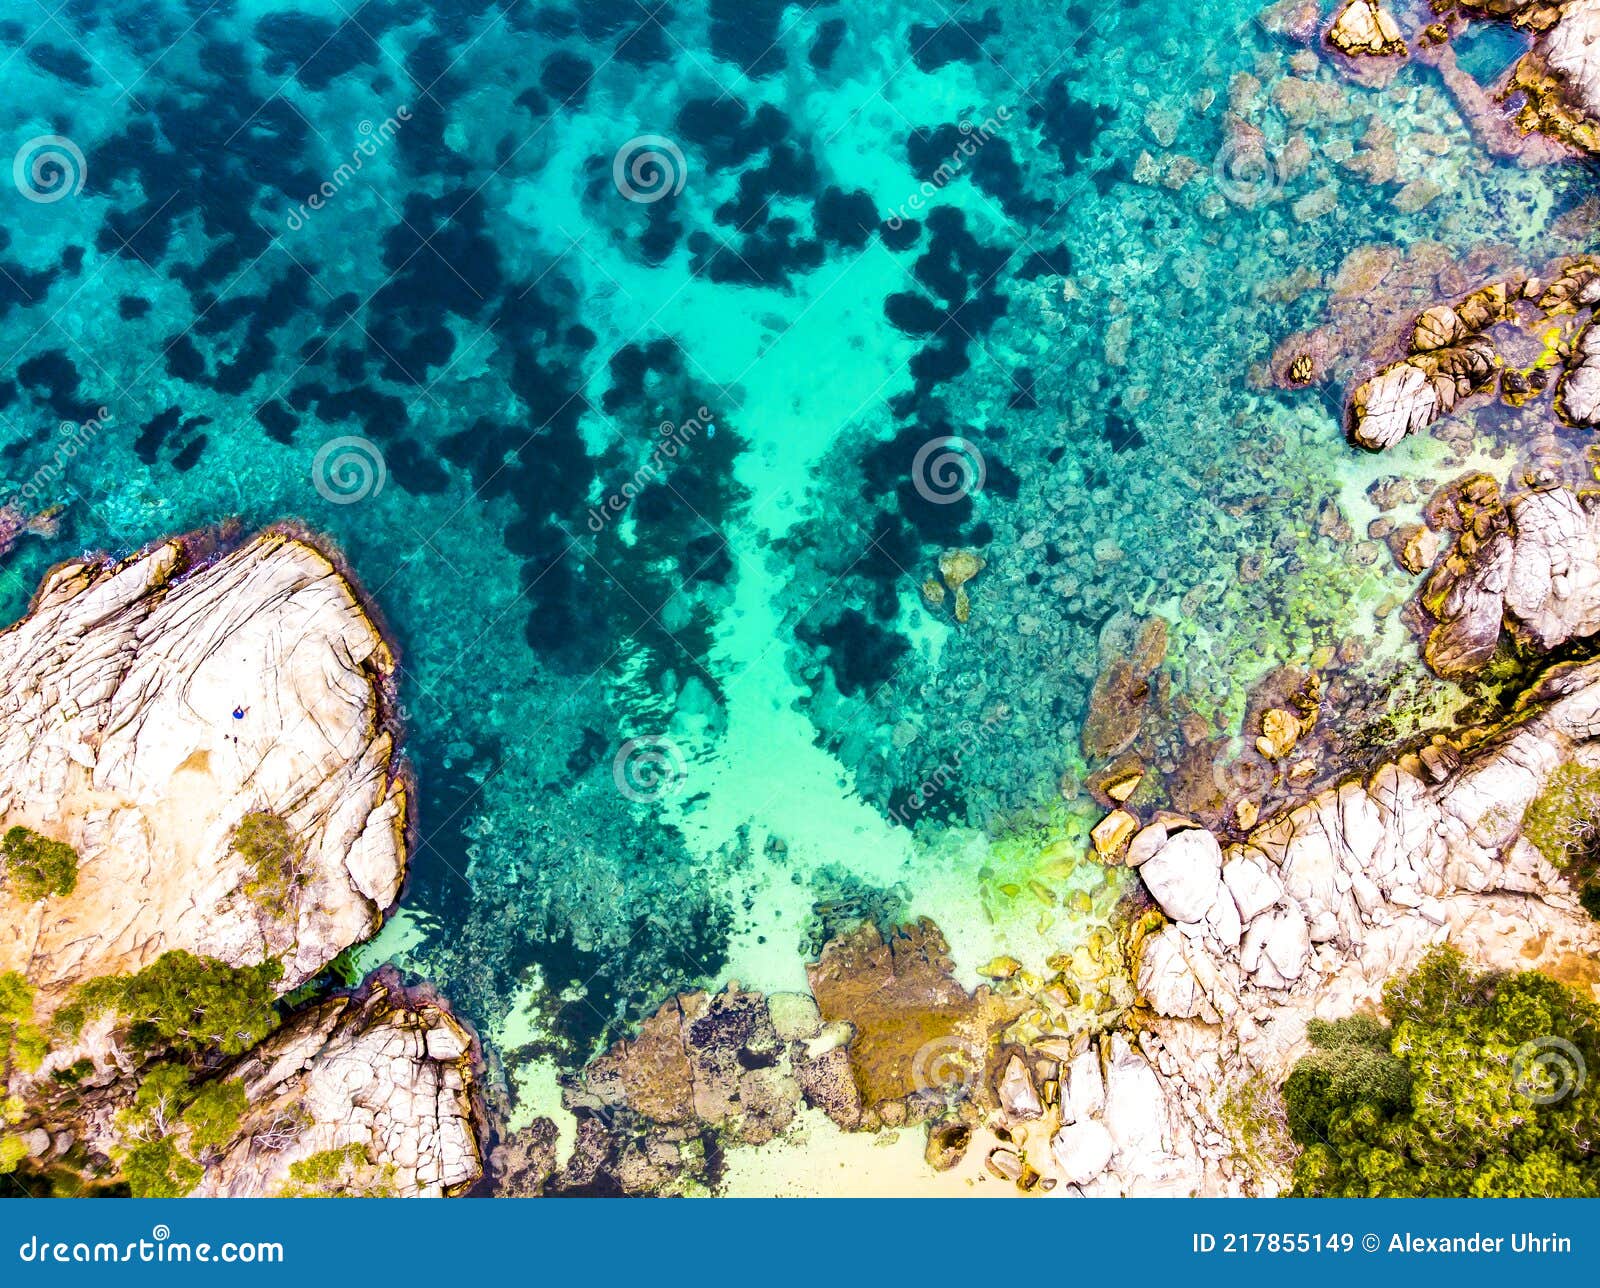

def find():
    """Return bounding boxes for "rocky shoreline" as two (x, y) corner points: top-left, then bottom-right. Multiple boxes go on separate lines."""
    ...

(482, 0), (1600, 1198)
(0, 529), (484, 1197)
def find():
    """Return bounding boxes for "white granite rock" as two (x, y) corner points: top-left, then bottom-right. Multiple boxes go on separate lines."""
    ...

(0, 532), (408, 1010)
(1050, 1118), (1115, 1185)
(195, 973), (482, 1197)
(1139, 827), (1224, 923)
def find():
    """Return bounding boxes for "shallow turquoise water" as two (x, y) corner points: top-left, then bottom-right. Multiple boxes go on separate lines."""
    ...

(0, 0), (1593, 1147)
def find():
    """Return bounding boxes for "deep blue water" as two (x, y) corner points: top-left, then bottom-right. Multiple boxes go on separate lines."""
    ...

(0, 0), (1593, 1154)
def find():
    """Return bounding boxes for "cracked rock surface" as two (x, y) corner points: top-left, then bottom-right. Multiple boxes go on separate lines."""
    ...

(0, 531), (407, 1008)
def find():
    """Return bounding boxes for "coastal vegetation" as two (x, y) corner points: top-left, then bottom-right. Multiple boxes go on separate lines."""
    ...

(54, 951), (282, 1059)
(231, 810), (309, 915)
(113, 1063), (247, 1197)
(1286, 947), (1600, 1196)
(1, 827), (78, 902)
(277, 1144), (399, 1197)
(1520, 764), (1600, 917)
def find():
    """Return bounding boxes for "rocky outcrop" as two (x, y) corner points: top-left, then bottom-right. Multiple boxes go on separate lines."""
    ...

(1416, 474), (1600, 677)
(1559, 319), (1600, 423)
(195, 972), (482, 1197)
(0, 531), (407, 1009)
(0, 528), (484, 1200)
(1348, 282), (1509, 449)
(1326, 1), (1407, 57)
(1128, 653), (1600, 1188)
(1507, 0), (1600, 154)
(1347, 261), (1600, 449)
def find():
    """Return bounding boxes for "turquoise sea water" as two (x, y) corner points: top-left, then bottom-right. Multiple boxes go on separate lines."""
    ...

(0, 0), (1593, 1174)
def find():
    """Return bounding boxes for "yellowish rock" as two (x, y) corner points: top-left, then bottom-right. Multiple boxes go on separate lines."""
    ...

(939, 547), (985, 589)
(1327, 0), (1406, 58)
(979, 955), (1023, 980)
(1090, 808), (1138, 860)
(1236, 798), (1260, 830)
(1104, 768), (1143, 802)
(1258, 707), (1302, 759)
(939, 548), (985, 625)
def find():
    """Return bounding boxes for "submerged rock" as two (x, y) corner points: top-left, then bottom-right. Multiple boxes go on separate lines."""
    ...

(1081, 616), (1169, 760)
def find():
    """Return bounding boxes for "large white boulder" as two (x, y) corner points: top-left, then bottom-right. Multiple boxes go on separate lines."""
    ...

(1140, 827), (1223, 923)
(1050, 1118), (1115, 1185)
(0, 532), (408, 1009)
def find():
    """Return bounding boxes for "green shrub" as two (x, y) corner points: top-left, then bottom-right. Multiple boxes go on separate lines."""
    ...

(1285, 946), (1600, 1197)
(1, 827), (77, 902)
(1220, 1073), (1297, 1185)
(277, 1144), (398, 1198)
(120, 1138), (202, 1198)
(0, 971), (45, 1078)
(231, 811), (307, 914)
(113, 1064), (248, 1196)
(0, 1134), (27, 1176)
(1522, 764), (1600, 868)
(55, 951), (282, 1059)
